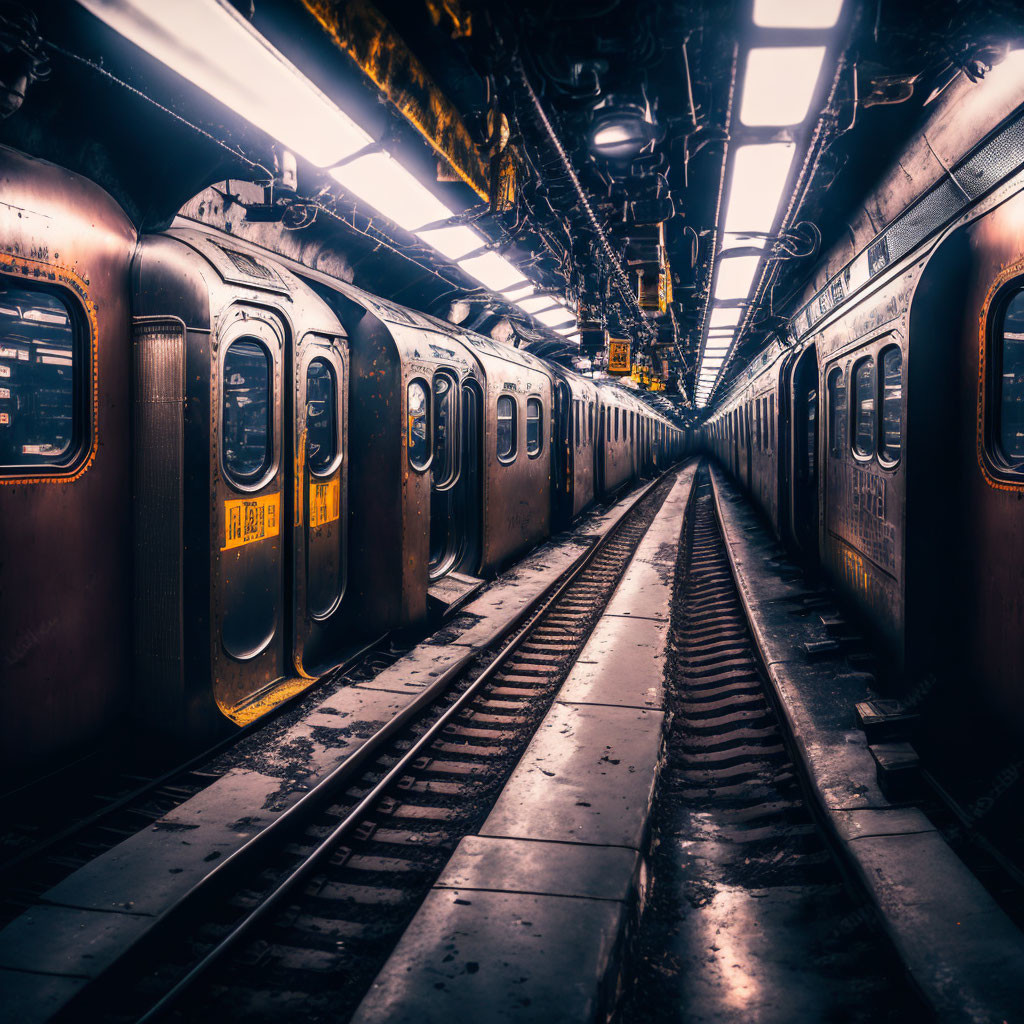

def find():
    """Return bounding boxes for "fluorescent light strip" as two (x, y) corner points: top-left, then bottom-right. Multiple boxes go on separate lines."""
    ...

(753, 0), (843, 29)
(723, 143), (796, 236)
(79, 0), (370, 168)
(714, 255), (760, 301)
(330, 152), (453, 232)
(83, 0), (574, 336)
(458, 252), (528, 292)
(708, 307), (742, 328)
(416, 224), (485, 261)
(517, 295), (560, 314)
(739, 46), (827, 127)
(501, 282), (536, 301)
(533, 308), (576, 329)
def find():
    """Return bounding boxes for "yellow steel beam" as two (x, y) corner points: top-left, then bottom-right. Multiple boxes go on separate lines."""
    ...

(301, 0), (490, 201)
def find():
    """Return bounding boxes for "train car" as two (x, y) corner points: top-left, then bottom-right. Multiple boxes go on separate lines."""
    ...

(301, 274), (557, 632)
(0, 145), (136, 778)
(131, 226), (351, 744)
(0, 139), (685, 778)
(596, 381), (640, 496)
(704, 65), (1024, 739)
(548, 362), (599, 530)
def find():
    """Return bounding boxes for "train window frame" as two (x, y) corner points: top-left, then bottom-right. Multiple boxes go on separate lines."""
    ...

(826, 366), (845, 459)
(878, 345), (903, 468)
(850, 356), (876, 460)
(526, 396), (543, 457)
(304, 353), (342, 478)
(986, 286), (1024, 477)
(407, 377), (432, 473)
(431, 370), (460, 488)
(496, 393), (518, 464)
(221, 335), (276, 490)
(0, 280), (90, 477)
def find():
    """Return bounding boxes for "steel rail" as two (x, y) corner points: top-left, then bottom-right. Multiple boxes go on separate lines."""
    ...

(56, 473), (668, 1023)
(133, 473), (670, 1020)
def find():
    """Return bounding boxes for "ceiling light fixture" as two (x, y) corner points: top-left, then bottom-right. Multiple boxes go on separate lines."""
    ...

(458, 252), (528, 293)
(739, 46), (827, 127)
(753, 0), (843, 29)
(723, 143), (797, 235)
(78, 0), (570, 338)
(713, 256), (760, 301)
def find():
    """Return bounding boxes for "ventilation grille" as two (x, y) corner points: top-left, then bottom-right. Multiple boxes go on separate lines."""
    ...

(218, 244), (280, 283)
(794, 108), (1024, 339)
(133, 317), (185, 702)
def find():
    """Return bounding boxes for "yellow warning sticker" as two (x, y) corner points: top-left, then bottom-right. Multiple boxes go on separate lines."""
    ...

(608, 338), (631, 375)
(309, 478), (341, 529)
(222, 492), (281, 551)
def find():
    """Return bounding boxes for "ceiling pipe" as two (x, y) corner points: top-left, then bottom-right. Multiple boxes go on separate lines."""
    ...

(509, 53), (654, 342)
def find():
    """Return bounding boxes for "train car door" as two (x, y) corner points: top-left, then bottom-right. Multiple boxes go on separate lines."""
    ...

(552, 380), (573, 528)
(429, 370), (461, 578)
(429, 369), (482, 579)
(293, 333), (348, 677)
(788, 346), (820, 557)
(217, 313), (350, 701)
(458, 378), (483, 572)
(213, 310), (287, 711)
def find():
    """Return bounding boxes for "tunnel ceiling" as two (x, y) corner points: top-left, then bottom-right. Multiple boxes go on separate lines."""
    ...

(7, 0), (1024, 419)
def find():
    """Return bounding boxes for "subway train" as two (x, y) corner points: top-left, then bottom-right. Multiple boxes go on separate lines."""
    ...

(0, 145), (686, 780)
(702, 63), (1024, 742)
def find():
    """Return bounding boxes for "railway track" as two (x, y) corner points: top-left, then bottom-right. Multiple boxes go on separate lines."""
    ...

(621, 470), (922, 1022)
(53, 471), (679, 1023)
(0, 638), (411, 929)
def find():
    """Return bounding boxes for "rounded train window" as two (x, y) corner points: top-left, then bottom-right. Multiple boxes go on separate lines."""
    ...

(526, 396), (542, 456)
(0, 283), (82, 473)
(223, 338), (272, 483)
(879, 346), (902, 465)
(993, 290), (1024, 470)
(851, 357), (875, 458)
(432, 373), (459, 486)
(497, 393), (517, 462)
(407, 379), (430, 470)
(305, 358), (337, 473)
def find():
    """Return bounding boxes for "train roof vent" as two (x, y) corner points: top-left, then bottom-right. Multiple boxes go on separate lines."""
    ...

(218, 245), (280, 284)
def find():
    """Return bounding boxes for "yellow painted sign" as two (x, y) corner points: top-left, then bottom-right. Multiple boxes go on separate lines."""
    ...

(309, 478), (342, 529)
(222, 492), (281, 551)
(608, 338), (631, 375)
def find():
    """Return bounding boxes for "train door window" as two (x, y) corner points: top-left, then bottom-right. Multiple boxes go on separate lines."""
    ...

(407, 379), (431, 470)
(497, 393), (517, 462)
(432, 373), (459, 486)
(879, 346), (902, 465)
(305, 358), (338, 473)
(222, 338), (272, 483)
(827, 368), (846, 458)
(769, 396), (775, 451)
(0, 283), (82, 471)
(526, 396), (543, 457)
(994, 290), (1024, 467)
(851, 357), (875, 458)
(588, 402), (594, 441)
